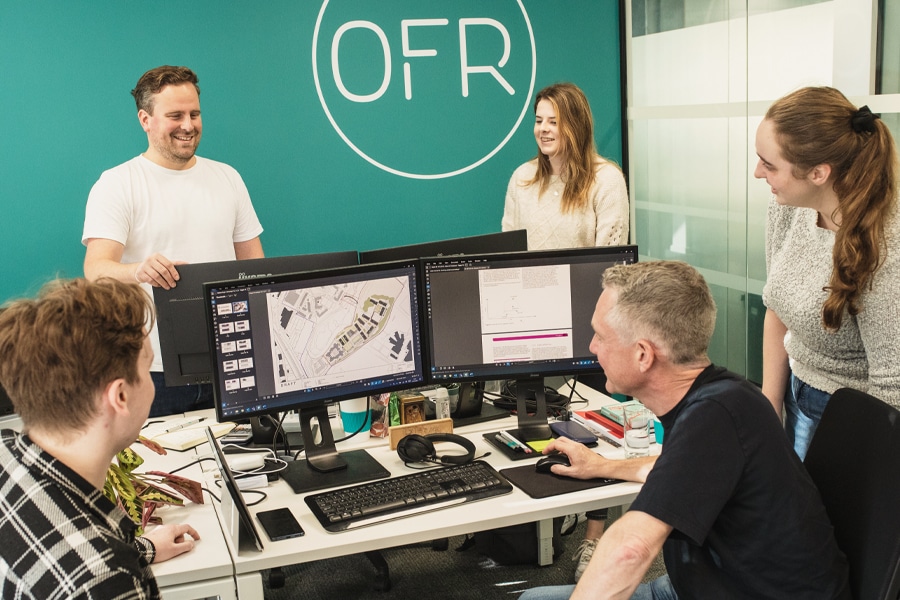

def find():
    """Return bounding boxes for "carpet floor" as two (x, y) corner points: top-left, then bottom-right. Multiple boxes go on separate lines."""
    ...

(263, 514), (667, 599)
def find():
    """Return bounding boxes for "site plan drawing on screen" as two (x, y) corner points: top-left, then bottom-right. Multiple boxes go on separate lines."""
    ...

(267, 276), (415, 393)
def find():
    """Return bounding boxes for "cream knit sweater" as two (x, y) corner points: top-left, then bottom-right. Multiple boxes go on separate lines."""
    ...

(501, 159), (629, 250)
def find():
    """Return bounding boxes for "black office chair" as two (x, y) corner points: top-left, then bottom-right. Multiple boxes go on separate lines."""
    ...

(804, 387), (900, 600)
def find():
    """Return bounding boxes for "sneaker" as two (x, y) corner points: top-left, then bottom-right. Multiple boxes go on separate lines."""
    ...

(572, 538), (598, 582)
(561, 512), (586, 535)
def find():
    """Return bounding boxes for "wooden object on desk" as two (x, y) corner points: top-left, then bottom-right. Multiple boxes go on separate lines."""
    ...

(388, 418), (453, 449)
(398, 392), (426, 425)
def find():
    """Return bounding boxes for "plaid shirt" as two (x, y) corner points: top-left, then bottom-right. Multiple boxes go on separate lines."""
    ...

(0, 430), (159, 599)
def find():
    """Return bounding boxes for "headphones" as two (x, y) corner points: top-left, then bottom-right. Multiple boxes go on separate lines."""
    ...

(397, 433), (476, 465)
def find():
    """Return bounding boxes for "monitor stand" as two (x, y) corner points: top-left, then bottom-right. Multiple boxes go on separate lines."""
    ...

(279, 404), (389, 494)
(514, 377), (553, 442)
(246, 416), (305, 449)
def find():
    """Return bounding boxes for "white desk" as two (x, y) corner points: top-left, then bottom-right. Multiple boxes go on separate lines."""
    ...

(206, 383), (645, 600)
(139, 434), (237, 600)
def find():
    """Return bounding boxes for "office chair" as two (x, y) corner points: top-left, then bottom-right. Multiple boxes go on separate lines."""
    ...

(804, 387), (900, 600)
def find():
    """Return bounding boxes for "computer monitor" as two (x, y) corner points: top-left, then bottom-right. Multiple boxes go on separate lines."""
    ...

(203, 259), (422, 493)
(0, 383), (14, 419)
(360, 230), (529, 424)
(422, 245), (639, 440)
(154, 251), (359, 387)
(358, 230), (528, 264)
(205, 427), (264, 552)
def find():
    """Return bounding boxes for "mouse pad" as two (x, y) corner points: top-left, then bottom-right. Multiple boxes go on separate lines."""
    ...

(499, 464), (621, 499)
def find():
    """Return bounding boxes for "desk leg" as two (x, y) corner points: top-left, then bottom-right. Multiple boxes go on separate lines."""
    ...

(536, 518), (555, 566)
(159, 577), (237, 600)
(236, 572), (264, 600)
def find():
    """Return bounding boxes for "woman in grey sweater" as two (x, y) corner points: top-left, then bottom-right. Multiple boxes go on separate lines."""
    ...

(755, 86), (900, 459)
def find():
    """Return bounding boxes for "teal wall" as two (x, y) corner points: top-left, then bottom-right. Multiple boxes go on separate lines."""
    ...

(0, 1), (622, 303)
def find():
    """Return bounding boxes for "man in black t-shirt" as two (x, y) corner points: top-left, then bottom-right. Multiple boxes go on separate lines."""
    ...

(519, 261), (850, 600)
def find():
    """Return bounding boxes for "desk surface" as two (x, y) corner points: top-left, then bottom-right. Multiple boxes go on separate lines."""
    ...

(139, 444), (234, 590)
(146, 382), (650, 599)
(210, 383), (645, 577)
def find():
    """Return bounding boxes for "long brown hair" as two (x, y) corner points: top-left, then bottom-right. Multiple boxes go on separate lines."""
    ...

(528, 83), (611, 213)
(766, 86), (898, 329)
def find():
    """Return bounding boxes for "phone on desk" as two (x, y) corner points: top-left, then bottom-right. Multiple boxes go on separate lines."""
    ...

(549, 420), (598, 444)
(257, 507), (305, 541)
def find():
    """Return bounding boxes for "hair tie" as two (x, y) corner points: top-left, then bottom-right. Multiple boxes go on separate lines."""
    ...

(851, 105), (880, 134)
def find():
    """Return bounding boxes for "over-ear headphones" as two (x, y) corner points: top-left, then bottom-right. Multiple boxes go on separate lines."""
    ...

(397, 433), (476, 465)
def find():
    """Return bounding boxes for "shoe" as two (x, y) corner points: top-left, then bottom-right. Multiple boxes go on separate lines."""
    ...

(572, 538), (598, 582)
(561, 512), (585, 535)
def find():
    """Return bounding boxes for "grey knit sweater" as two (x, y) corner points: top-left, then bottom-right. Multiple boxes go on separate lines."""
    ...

(764, 200), (900, 407)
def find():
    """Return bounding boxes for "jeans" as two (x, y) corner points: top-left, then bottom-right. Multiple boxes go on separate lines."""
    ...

(149, 372), (215, 418)
(784, 374), (831, 461)
(518, 575), (677, 600)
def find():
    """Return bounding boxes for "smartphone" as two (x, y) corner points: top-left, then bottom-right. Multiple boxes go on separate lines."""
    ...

(256, 507), (305, 541)
(549, 420), (598, 444)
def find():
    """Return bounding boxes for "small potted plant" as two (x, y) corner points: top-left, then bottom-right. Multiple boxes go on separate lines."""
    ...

(105, 437), (204, 534)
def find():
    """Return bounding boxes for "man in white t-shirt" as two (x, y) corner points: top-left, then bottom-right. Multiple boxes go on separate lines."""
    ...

(82, 65), (264, 417)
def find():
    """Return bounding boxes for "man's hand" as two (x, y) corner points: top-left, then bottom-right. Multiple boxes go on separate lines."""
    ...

(543, 436), (609, 478)
(134, 253), (186, 289)
(143, 523), (200, 563)
(543, 435), (657, 483)
(84, 239), (185, 290)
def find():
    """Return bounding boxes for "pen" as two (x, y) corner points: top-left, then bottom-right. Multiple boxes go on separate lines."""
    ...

(499, 430), (532, 453)
(163, 417), (206, 433)
(494, 433), (523, 452)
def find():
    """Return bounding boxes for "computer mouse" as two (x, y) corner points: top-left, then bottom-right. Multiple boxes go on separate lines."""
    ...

(535, 453), (571, 474)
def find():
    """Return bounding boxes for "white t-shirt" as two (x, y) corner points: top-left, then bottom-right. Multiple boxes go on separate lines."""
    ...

(83, 155), (264, 372)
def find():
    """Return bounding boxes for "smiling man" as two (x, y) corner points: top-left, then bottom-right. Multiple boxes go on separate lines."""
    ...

(518, 261), (850, 600)
(82, 66), (264, 417)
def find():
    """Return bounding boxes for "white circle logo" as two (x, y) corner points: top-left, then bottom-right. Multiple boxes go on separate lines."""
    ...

(312, 0), (536, 179)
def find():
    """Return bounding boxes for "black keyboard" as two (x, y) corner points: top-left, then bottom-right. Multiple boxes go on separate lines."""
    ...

(305, 460), (514, 532)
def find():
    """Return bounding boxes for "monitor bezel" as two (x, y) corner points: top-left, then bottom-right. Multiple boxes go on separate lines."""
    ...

(154, 251), (359, 387)
(358, 230), (528, 264)
(204, 427), (264, 552)
(421, 245), (639, 385)
(203, 259), (428, 424)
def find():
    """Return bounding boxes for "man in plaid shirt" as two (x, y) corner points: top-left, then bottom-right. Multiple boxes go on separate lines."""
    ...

(0, 278), (200, 599)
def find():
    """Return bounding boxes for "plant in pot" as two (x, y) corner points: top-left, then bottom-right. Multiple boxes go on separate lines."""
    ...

(104, 437), (204, 534)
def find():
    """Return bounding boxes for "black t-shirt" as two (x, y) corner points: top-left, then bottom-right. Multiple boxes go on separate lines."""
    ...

(630, 365), (850, 600)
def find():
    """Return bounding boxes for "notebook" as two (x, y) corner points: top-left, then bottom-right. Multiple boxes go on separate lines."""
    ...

(144, 418), (235, 451)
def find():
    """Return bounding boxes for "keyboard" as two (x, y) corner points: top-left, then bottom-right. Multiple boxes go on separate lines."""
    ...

(305, 460), (514, 532)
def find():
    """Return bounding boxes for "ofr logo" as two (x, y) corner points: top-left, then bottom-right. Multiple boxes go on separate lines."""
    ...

(312, 0), (536, 179)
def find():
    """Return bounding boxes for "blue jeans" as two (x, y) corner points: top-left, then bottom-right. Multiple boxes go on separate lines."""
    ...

(784, 374), (831, 461)
(149, 372), (215, 417)
(518, 575), (676, 600)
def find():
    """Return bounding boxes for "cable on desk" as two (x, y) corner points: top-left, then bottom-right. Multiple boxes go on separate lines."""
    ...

(491, 380), (572, 419)
(208, 478), (269, 506)
(166, 456), (216, 475)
